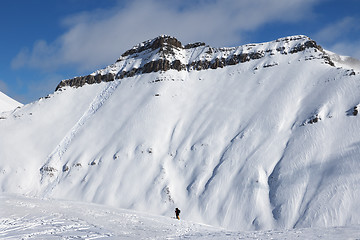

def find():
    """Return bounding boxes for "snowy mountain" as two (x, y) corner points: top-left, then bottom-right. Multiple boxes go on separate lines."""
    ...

(1, 35), (360, 232)
(0, 91), (22, 113)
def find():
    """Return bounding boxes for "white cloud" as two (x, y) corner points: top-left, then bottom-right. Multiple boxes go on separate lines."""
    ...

(329, 41), (360, 60)
(314, 17), (359, 43)
(12, 0), (320, 73)
(313, 16), (360, 59)
(12, 40), (61, 70)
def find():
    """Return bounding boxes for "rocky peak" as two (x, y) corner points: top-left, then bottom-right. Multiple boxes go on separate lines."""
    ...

(120, 35), (183, 58)
(56, 35), (336, 91)
(151, 35), (182, 50)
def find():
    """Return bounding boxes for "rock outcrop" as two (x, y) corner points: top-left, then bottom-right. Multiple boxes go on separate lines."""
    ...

(56, 35), (334, 90)
(56, 73), (115, 91)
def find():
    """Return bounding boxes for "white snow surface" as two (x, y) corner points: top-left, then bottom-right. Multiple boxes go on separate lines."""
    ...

(1, 194), (360, 239)
(0, 91), (22, 113)
(1, 35), (360, 233)
(325, 50), (360, 72)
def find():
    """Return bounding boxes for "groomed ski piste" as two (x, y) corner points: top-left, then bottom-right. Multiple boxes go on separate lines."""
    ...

(1, 194), (360, 239)
(1, 35), (360, 238)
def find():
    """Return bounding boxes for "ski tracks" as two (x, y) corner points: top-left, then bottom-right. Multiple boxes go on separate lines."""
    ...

(0, 215), (112, 239)
(40, 80), (121, 195)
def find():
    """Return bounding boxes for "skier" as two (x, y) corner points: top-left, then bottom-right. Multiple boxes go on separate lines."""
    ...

(175, 208), (181, 220)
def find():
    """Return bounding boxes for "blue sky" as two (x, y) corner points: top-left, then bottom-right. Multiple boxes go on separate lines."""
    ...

(1, 0), (360, 103)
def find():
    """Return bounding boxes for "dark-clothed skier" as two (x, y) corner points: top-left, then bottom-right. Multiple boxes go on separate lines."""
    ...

(175, 208), (181, 220)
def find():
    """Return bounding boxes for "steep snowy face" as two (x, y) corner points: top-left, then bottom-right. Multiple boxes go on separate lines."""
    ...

(0, 91), (22, 113)
(56, 35), (333, 90)
(1, 35), (360, 231)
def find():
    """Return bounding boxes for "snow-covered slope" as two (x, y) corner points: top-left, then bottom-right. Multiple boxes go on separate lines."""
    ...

(325, 49), (360, 72)
(1, 35), (360, 231)
(2, 194), (360, 239)
(0, 91), (22, 113)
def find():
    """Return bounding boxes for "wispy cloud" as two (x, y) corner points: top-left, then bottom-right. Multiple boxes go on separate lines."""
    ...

(330, 41), (360, 59)
(18, 73), (65, 103)
(314, 16), (360, 59)
(314, 17), (359, 43)
(0, 79), (9, 94)
(0, 73), (65, 103)
(0, 79), (24, 103)
(11, 0), (320, 73)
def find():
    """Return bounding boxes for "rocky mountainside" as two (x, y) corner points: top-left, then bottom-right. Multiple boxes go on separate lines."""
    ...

(1, 35), (360, 231)
(56, 35), (335, 90)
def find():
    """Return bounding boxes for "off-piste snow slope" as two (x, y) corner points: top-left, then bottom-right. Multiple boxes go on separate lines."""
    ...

(0, 91), (22, 112)
(1, 35), (360, 231)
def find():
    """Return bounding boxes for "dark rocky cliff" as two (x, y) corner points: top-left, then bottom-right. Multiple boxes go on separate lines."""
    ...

(55, 35), (333, 91)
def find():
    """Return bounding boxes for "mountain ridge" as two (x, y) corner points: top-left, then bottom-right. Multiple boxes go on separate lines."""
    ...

(55, 35), (335, 90)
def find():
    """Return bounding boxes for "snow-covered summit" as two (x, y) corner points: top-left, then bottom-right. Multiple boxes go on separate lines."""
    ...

(56, 35), (333, 90)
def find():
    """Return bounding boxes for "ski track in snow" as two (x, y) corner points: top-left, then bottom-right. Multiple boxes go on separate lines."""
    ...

(40, 80), (121, 196)
(0, 216), (111, 239)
